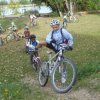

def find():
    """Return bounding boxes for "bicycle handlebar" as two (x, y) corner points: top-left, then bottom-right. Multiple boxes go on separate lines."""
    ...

(58, 43), (73, 51)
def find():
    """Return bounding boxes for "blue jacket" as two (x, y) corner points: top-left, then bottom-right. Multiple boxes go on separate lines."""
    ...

(28, 40), (38, 51)
(46, 28), (73, 48)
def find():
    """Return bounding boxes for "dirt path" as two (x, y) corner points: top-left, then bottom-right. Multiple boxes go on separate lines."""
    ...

(22, 74), (100, 100)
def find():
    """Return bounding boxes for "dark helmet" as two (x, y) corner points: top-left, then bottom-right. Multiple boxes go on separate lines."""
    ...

(29, 34), (36, 39)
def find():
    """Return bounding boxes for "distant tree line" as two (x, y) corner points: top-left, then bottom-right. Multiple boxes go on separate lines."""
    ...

(0, 0), (100, 16)
(76, 0), (100, 11)
(32, 0), (100, 14)
(0, 0), (100, 11)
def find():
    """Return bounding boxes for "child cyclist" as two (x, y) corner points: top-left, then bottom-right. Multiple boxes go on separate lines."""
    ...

(24, 24), (30, 53)
(26, 34), (39, 64)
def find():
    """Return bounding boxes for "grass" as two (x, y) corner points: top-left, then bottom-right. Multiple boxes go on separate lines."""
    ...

(0, 14), (100, 99)
(0, 16), (28, 29)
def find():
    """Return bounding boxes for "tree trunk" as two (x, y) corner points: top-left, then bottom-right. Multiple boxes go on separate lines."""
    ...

(64, 0), (69, 11)
(69, 0), (73, 15)
(55, 0), (63, 17)
(59, 11), (63, 17)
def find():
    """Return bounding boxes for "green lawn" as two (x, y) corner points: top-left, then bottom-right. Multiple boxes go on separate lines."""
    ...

(0, 14), (100, 99)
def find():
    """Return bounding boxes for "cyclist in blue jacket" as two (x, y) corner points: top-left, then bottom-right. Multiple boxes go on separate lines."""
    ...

(27, 34), (39, 64)
(36, 19), (73, 53)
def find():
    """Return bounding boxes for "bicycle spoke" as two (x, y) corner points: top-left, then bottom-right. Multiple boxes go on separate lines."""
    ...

(52, 59), (76, 93)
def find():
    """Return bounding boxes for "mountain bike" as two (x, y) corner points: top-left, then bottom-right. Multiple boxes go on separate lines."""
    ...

(6, 28), (23, 42)
(31, 50), (42, 71)
(38, 44), (76, 93)
(62, 21), (67, 29)
(68, 15), (79, 23)
(30, 18), (38, 27)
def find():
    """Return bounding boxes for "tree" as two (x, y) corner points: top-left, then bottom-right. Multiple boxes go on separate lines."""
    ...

(0, 0), (8, 17)
(44, 0), (76, 16)
(31, 0), (100, 17)
(76, 0), (100, 11)
(0, 0), (8, 9)
(48, 0), (65, 17)
(31, 0), (65, 17)
(19, 0), (30, 5)
(8, 0), (20, 15)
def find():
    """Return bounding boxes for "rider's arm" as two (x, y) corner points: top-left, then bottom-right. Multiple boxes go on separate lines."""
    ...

(46, 31), (52, 44)
(62, 28), (73, 47)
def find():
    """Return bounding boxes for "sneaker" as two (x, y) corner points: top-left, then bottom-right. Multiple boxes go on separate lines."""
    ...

(49, 66), (53, 75)
(59, 66), (61, 73)
(37, 57), (40, 59)
(61, 72), (66, 83)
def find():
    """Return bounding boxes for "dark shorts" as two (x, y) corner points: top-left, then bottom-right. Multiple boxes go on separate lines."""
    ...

(46, 43), (59, 53)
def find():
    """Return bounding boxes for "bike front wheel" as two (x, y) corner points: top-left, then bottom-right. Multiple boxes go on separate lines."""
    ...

(51, 58), (76, 93)
(6, 34), (14, 42)
(38, 62), (49, 87)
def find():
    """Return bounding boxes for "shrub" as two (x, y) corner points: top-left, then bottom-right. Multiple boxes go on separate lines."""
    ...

(49, 11), (59, 17)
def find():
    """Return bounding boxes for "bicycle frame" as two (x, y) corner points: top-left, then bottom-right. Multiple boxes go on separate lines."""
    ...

(31, 50), (41, 71)
(47, 49), (64, 74)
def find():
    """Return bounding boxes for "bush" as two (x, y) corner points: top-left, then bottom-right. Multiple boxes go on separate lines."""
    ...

(0, 17), (28, 30)
(32, 10), (40, 17)
(49, 11), (59, 17)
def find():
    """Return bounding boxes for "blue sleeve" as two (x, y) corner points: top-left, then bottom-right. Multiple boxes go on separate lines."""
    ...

(46, 31), (52, 43)
(62, 28), (73, 46)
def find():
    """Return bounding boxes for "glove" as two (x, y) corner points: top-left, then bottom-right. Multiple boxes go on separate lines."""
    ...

(68, 46), (73, 50)
(50, 40), (56, 44)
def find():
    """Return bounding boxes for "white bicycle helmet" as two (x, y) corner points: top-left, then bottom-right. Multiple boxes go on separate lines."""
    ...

(50, 19), (60, 26)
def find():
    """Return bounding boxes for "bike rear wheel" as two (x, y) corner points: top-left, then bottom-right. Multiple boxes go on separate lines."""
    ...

(51, 58), (76, 93)
(38, 62), (49, 87)
(6, 33), (15, 42)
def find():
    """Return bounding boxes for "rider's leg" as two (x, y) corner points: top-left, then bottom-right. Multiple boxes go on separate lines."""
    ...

(36, 41), (59, 53)
(46, 43), (59, 53)
(34, 51), (39, 57)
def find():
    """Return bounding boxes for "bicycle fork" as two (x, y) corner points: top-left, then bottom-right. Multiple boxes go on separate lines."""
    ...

(57, 56), (65, 73)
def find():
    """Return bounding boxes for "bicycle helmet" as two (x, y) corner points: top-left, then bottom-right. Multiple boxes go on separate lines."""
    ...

(50, 19), (60, 26)
(29, 34), (36, 39)
(25, 25), (29, 30)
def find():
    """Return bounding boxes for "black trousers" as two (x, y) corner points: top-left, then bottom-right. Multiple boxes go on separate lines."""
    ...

(46, 43), (59, 53)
